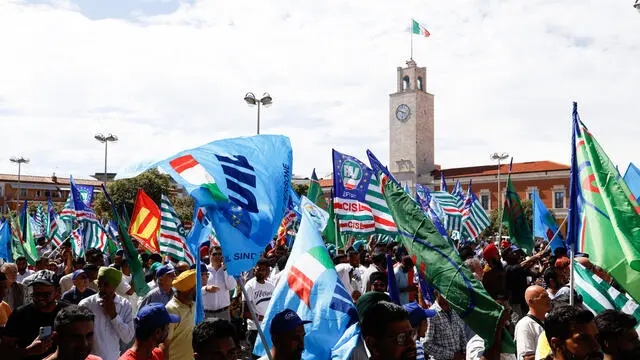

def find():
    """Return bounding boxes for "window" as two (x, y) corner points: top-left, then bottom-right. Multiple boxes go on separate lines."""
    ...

(417, 76), (423, 90)
(481, 194), (490, 210)
(554, 191), (565, 209)
(44, 190), (51, 198)
(402, 76), (410, 90)
(35, 190), (41, 198)
(0, 186), (3, 196)
(20, 188), (27, 197)
(528, 192), (533, 200)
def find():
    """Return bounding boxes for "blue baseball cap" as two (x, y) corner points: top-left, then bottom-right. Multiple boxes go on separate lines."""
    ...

(135, 303), (180, 331)
(402, 302), (436, 328)
(269, 309), (311, 335)
(156, 265), (175, 279)
(72, 269), (86, 280)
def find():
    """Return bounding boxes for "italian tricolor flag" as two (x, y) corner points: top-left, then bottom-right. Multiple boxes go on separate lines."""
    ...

(287, 246), (334, 308)
(169, 154), (227, 201)
(412, 19), (430, 37)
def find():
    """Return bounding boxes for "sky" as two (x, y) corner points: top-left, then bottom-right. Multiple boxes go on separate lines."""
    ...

(1, 0), (639, 181)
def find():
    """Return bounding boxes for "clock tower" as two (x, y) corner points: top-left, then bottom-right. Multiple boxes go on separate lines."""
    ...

(389, 59), (435, 190)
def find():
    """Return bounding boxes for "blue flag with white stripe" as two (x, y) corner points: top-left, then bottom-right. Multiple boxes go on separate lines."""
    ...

(117, 135), (293, 276)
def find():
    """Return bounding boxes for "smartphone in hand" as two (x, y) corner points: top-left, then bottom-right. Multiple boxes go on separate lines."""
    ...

(39, 326), (52, 340)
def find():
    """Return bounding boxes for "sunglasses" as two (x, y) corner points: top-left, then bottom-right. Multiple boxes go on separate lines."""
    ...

(385, 329), (417, 346)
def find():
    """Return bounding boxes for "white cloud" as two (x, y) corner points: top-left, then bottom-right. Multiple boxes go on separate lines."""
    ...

(0, 0), (639, 182)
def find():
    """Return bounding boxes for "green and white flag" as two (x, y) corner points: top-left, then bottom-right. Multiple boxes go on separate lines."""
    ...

(159, 195), (194, 265)
(574, 261), (640, 329)
(365, 176), (398, 236)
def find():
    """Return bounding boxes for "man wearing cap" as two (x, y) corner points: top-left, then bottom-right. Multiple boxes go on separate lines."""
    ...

(163, 269), (197, 360)
(3, 270), (67, 360)
(203, 246), (236, 322)
(59, 257), (87, 294)
(258, 309), (311, 360)
(119, 303), (180, 360)
(403, 302), (436, 360)
(146, 262), (163, 291)
(139, 265), (176, 308)
(61, 269), (97, 305)
(79, 267), (134, 360)
(482, 243), (507, 301)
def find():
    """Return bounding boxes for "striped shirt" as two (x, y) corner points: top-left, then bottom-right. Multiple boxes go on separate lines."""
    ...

(416, 340), (425, 360)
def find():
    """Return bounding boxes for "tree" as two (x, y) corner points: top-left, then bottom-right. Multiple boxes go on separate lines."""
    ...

(93, 169), (174, 219)
(292, 183), (309, 197)
(479, 199), (533, 240)
(172, 196), (195, 224)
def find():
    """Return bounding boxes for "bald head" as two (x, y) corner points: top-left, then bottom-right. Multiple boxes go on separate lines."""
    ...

(525, 285), (551, 316)
(525, 285), (546, 303)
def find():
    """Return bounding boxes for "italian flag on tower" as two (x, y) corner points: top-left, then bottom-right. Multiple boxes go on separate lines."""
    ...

(412, 19), (430, 37)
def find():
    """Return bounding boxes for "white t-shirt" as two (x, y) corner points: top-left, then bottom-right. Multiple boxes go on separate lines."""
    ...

(243, 278), (275, 330)
(466, 334), (516, 360)
(514, 314), (544, 359)
(335, 263), (355, 297)
(16, 269), (34, 284)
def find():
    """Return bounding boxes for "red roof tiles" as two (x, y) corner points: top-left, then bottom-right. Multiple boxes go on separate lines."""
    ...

(434, 161), (569, 178)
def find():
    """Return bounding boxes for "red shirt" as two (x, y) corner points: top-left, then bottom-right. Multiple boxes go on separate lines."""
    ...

(118, 348), (165, 360)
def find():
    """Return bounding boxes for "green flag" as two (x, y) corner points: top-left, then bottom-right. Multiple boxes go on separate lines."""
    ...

(571, 113), (640, 303)
(322, 190), (344, 249)
(501, 174), (533, 253)
(307, 169), (329, 210)
(380, 173), (515, 353)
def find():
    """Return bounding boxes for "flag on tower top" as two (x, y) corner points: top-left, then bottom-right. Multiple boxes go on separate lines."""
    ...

(412, 19), (430, 37)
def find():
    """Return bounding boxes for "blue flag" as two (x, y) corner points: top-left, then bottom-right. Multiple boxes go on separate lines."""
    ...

(386, 253), (401, 305)
(440, 173), (448, 192)
(0, 220), (11, 261)
(254, 206), (360, 359)
(74, 184), (95, 207)
(118, 135), (293, 276)
(624, 163), (640, 202)
(532, 189), (565, 253)
(186, 207), (212, 325)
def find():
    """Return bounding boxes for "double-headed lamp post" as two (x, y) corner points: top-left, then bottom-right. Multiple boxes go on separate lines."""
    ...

(490, 152), (509, 243)
(244, 92), (273, 135)
(635, 0), (640, 12)
(94, 133), (118, 184)
(10, 156), (29, 209)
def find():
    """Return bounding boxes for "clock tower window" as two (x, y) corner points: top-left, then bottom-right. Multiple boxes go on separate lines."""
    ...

(402, 76), (410, 91)
(417, 77), (423, 91)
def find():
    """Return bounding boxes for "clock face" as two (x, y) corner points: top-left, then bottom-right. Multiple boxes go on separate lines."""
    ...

(396, 104), (410, 122)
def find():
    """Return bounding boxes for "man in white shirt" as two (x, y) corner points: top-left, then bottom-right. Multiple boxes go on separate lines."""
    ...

(360, 253), (387, 294)
(79, 267), (134, 360)
(514, 285), (550, 360)
(15, 256), (34, 284)
(243, 258), (275, 349)
(203, 246), (237, 322)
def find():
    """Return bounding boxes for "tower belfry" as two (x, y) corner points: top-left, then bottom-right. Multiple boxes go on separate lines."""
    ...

(388, 59), (435, 190)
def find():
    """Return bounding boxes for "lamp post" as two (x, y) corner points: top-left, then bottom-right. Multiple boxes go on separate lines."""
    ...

(10, 156), (29, 210)
(635, 0), (640, 12)
(244, 92), (273, 135)
(94, 133), (118, 184)
(490, 152), (509, 243)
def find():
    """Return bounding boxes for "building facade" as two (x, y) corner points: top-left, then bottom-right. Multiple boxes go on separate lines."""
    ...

(0, 173), (103, 212)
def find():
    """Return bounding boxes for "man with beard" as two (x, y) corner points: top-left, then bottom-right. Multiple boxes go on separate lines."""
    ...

(4, 270), (67, 360)
(394, 256), (417, 305)
(79, 267), (134, 360)
(362, 301), (417, 360)
(15, 256), (34, 284)
(258, 309), (311, 360)
(119, 303), (180, 360)
(544, 305), (602, 360)
(595, 310), (640, 360)
(44, 305), (101, 360)
(482, 243), (507, 300)
(244, 259), (275, 349)
(163, 269), (197, 360)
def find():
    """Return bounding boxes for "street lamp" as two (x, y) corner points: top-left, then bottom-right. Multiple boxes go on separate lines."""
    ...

(490, 152), (509, 243)
(10, 156), (29, 210)
(244, 92), (273, 135)
(95, 133), (118, 184)
(635, 0), (640, 12)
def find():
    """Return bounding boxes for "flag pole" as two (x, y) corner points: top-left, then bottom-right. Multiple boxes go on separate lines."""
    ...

(237, 276), (273, 360)
(569, 246), (575, 306)
(410, 20), (414, 60)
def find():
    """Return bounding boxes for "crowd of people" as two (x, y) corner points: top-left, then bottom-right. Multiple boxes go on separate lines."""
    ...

(0, 234), (639, 360)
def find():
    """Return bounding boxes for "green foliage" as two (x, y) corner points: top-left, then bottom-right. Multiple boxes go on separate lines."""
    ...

(292, 183), (309, 197)
(172, 196), (195, 224)
(93, 169), (174, 219)
(479, 199), (533, 239)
